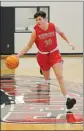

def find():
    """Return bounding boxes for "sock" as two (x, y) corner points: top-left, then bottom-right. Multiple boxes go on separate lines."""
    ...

(65, 95), (70, 100)
(66, 108), (71, 112)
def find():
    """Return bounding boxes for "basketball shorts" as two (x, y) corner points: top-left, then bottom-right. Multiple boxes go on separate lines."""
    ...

(37, 50), (62, 71)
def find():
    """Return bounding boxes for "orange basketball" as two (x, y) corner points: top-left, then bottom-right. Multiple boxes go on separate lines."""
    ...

(5, 55), (19, 69)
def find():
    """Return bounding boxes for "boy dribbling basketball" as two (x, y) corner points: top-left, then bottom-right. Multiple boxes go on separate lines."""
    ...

(17, 11), (76, 109)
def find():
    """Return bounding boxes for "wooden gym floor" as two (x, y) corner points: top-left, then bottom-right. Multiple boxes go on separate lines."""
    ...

(1, 55), (83, 130)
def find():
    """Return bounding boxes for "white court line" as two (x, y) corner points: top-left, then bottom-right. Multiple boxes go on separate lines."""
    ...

(10, 104), (15, 111)
(45, 107), (65, 111)
(69, 93), (81, 97)
(56, 113), (65, 119)
(47, 112), (52, 117)
(2, 104), (14, 121)
(40, 109), (44, 111)
(33, 112), (52, 119)
(33, 112), (51, 119)
(2, 112), (12, 121)
(50, 101), (65, 103)
(1, 104), (5, 109)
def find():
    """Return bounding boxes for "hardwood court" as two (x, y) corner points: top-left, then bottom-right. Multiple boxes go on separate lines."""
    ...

(1, 56), (83, 130)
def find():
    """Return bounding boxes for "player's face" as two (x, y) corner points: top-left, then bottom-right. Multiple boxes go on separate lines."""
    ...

(35, 16), (45, 25)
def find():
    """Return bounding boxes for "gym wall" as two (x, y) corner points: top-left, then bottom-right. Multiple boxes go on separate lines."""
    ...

(1, 1), (83, 55)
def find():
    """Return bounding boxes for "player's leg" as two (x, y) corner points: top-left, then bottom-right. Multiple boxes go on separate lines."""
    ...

(52, 62), (66, 96)
(37, 53), (50, 84)
(41, 69), (50, 84)
(49, 50), (76, 109)
(52, 62), (76, 109)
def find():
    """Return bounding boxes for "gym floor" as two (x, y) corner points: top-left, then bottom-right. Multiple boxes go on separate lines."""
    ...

(1, 55), (83, 130)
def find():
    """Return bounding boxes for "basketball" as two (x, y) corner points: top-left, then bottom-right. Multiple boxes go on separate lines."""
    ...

(5, 55), (19, 69)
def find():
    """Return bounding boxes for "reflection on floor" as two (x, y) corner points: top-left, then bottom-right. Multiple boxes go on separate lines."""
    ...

(1, 74), (83, 124)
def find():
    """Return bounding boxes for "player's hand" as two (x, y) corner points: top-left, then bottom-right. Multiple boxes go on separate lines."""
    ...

(69, 42), (75, 50)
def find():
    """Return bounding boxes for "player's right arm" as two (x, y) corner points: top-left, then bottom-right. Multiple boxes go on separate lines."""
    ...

(17, 30), (36, 57)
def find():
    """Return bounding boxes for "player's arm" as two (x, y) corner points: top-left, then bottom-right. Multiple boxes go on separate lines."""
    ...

(56, 26), (70, 43)
(17, 30), (36, 57)
(55, 26), (75, 50)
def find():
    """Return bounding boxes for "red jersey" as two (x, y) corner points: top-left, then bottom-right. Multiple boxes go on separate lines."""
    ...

(34, 22), (58, 52)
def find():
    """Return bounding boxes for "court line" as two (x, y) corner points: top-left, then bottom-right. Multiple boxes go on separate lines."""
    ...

(2, 104), (14, 121)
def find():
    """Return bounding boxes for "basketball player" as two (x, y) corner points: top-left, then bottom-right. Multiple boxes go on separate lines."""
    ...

(17, 11), (76, 109)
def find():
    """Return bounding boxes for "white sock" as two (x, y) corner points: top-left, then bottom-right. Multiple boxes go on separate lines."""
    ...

(65, 108), (71, 112)
(65, 95), (70, 100)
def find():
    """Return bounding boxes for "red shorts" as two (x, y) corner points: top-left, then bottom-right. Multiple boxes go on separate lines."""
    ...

(37, 50), (62, 71)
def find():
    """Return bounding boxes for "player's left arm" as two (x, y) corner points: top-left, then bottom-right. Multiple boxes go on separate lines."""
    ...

(55, 26), (75, 50)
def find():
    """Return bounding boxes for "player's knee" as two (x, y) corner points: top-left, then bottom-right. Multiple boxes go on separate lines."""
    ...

(56, 74), (63, 80)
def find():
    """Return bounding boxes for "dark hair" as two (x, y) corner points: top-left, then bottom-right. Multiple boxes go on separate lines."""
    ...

(34, 11), (46, 19)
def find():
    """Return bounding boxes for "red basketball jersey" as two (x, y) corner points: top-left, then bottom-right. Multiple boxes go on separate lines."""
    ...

(34, 22), (58, 52)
